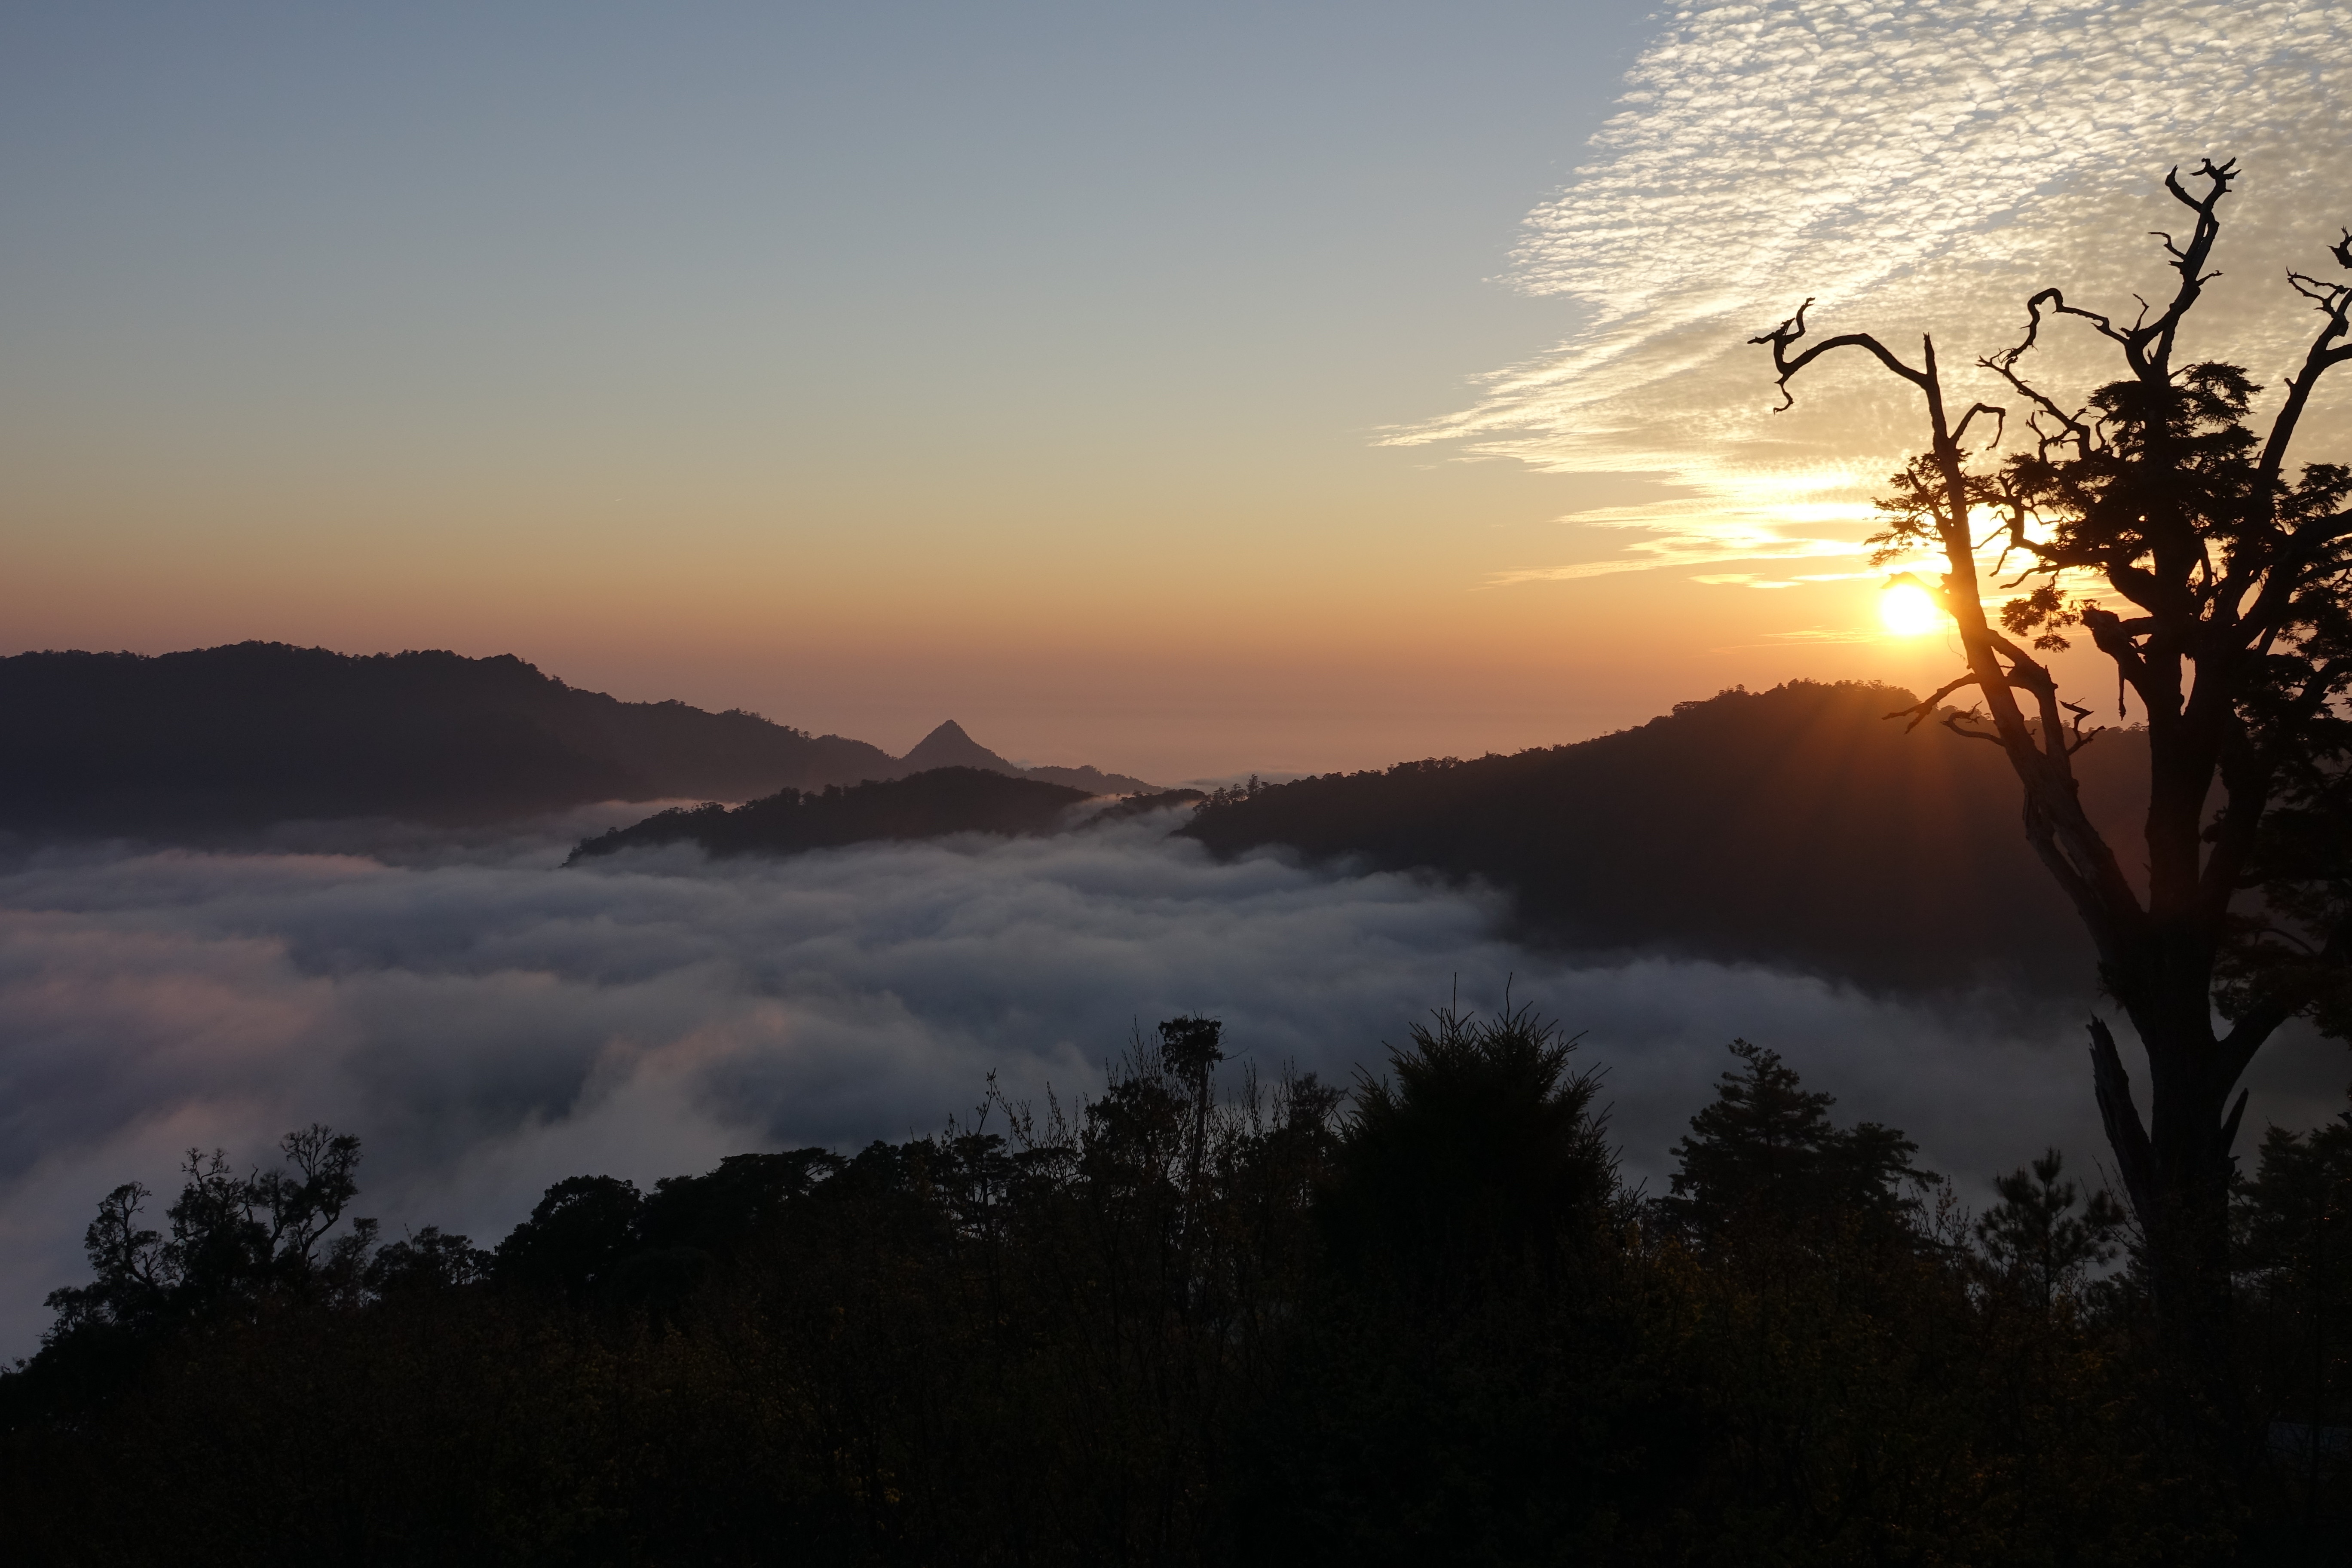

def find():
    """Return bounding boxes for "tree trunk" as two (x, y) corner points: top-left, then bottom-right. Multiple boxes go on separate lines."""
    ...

(2090, 1004), (2247, 1384)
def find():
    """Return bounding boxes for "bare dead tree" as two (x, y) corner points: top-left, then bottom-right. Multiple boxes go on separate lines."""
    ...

(1754, 159), (2352, 1372)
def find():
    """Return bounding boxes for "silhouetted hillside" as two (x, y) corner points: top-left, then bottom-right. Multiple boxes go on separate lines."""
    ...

(899, 720), (1017, 774)
(899, 719), (1161, 795)
(1182, 680), (2150, 995)
(0, 644), (1155, 836)
(568, 767), (1095, 862)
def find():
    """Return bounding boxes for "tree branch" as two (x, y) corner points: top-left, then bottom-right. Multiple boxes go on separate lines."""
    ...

(1751, 298), (1929, 410)
(2135, 159), (2237, 378)
(2220, 909), (2352, 1087)
(1887, 671), (1982, 731)
(1980, 355), (2096, 460)
(2089, 1017), (2158, 1226)
(2258, 229), (2352, 493)
(1993, 287), (2131, 363)
(1952, 401), (2007, 451)
(1944, 711), (2008, 747)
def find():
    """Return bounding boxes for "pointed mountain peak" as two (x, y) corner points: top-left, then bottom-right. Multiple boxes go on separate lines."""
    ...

(899, 720), (1016, 775)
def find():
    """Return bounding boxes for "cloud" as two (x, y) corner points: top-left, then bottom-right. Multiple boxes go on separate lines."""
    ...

(2, 818), (2343, 1361)
(1418, 0), (2352, 582)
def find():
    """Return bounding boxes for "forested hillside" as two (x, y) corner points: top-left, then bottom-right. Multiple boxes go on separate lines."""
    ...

(0, 643), (897, 833)
(0, 644), (1154, 836)
(1184, 680), (2151, 994)
(568, 767), (1096, 861)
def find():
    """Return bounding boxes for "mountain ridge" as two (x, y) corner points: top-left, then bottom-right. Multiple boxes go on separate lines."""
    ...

(1179, 679), (2150, 996)
(0, 642), (1163, 836)
(899, 720), (1159, 796)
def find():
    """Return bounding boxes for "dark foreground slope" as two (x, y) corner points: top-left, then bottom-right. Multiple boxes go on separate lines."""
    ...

(569, 767), (1096, 861)
(1182, 680), (2149, 994)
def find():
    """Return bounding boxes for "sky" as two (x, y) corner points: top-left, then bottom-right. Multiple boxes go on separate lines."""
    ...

(5, 1), (2351, 780)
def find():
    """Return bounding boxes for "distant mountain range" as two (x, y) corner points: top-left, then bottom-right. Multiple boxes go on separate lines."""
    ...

(891, 719), (1159, 797)
(573, 674), (2165, 998)
(1181, 680), (2150, 997)
(0, 642), (1161, 836)
(0, 645), (2156, 998)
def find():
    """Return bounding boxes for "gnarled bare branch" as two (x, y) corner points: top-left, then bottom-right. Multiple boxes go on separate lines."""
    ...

(1750, 297), (1930, 412)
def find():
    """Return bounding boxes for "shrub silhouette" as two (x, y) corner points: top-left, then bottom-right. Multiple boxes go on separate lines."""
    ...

(1663, 1038), (1936, 1246)
(1320, 1003), (1616, 1299)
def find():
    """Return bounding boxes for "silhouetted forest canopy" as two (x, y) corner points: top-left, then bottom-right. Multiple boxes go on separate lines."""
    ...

(5, 1005), (2345, 1564)
(569, 768), (1101, 861)
(1183, 680), (2153, 995)
(0, 644), (1157, 837)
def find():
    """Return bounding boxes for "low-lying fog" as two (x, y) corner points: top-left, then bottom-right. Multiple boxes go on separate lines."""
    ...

(3, 807), (2344, 1360)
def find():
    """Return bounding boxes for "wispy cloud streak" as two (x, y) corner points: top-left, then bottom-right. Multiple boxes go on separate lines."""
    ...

(1413, 0), (2352, 582)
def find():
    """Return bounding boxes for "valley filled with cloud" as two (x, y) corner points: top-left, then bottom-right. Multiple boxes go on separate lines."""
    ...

(6, 810), (2342, 1362)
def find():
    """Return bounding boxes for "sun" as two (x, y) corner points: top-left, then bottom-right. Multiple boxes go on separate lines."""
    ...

(1878, 580), (1945, 637)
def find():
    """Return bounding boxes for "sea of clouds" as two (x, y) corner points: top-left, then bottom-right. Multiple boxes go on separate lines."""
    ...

(5, 806), (2346, 1361)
